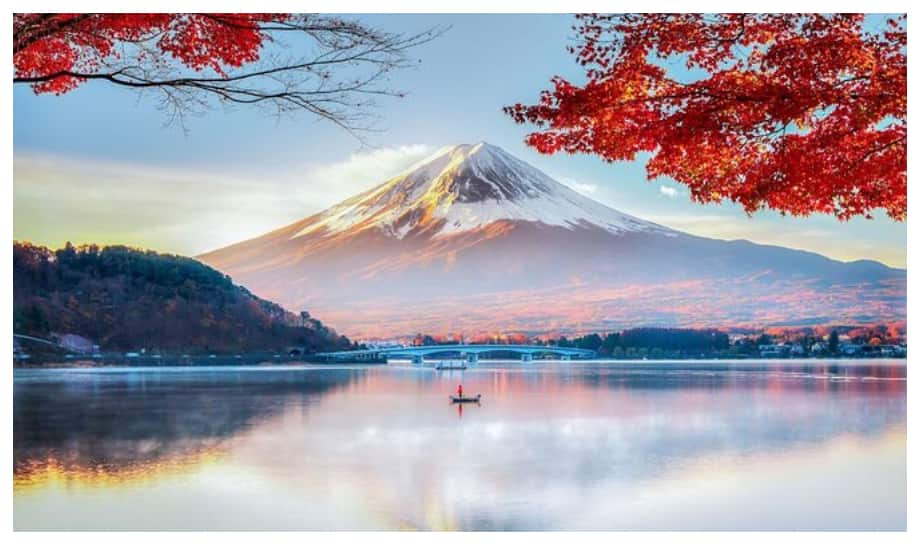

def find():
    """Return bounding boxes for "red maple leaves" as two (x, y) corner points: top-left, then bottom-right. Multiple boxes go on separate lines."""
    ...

(505, 14), (906, 221)
(13, 14), (282, 94)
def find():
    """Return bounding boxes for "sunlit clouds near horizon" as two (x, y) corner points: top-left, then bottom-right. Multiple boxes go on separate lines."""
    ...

(14, 146), (433, 256)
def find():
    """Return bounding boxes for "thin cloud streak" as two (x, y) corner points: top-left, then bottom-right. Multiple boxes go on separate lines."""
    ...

(643, 213), (905, 268)
(557, 176), (599, 195)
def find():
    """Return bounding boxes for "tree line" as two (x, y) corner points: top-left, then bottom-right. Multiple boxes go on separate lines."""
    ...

(407, 327), (731, 358)
(552, 328), (730, 354)
(13, 242), (354, 354)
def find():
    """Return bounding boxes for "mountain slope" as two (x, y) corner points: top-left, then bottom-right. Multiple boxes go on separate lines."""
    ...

(200, 143), (905, 338)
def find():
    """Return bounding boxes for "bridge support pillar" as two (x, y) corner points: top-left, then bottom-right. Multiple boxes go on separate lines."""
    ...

(561, 354), (572, 361)
(412, 354), (424, 365)
(521, 353), (533, 363)
(465, 353), (479, 365)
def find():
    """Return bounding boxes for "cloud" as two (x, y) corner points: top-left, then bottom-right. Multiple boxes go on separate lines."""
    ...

(659, 185), (682, 198)
(13, 145), (435, 256)
(557, 176), (599, 195)
(293, 144), (434, 205)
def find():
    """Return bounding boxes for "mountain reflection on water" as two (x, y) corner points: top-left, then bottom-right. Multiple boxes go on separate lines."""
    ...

(14, 361), (906, 530)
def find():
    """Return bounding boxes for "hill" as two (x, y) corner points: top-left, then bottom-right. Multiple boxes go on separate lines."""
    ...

(13, 242), (354, 354)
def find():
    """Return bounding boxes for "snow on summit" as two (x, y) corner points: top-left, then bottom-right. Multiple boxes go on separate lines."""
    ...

(293, 142), (671, 240)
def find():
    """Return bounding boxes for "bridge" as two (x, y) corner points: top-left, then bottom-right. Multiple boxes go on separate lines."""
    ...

(314, 344), (596, 364)
(14, 334), (62, 348)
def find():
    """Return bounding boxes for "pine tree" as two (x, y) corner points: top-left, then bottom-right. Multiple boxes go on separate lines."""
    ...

(829, 330), (840, 355)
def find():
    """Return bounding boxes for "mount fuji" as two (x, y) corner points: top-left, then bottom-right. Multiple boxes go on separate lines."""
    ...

(199, 143), (905, 338)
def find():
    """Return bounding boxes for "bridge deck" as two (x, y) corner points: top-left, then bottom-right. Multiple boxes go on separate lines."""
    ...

(316, 344), (596, 360)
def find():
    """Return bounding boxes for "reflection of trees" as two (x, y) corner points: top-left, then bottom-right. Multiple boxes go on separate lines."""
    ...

(14, 368), (362, 480)
(581, 362), (908, 395)
(404, 362), (906, 395)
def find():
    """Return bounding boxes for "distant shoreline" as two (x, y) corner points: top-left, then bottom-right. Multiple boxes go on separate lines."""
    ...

(13, 357), (386, 369)
(14, 356), (905, 369)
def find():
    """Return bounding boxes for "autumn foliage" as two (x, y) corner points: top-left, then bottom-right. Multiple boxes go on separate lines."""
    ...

(506, 14), (906, 220)
(14, 14), (282, 94)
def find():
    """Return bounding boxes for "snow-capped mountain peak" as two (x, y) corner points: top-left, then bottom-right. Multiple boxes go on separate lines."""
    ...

(293, 142), (670, 240)
(199, 141), (903, 338)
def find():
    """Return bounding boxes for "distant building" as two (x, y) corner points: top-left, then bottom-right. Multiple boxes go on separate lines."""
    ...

(840, 343), (861, 356)
(877, 345), (907, 357)
(13, 337), (29, 360)
(360, 340), (404, 349)
(758, 344), (791, 358)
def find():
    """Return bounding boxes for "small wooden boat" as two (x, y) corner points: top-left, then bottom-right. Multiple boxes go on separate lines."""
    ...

(436, 362), (467, 370)
(449, 394), (481, 403)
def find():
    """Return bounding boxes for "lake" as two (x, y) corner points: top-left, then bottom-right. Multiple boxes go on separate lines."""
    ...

(13, 360), (906, 531)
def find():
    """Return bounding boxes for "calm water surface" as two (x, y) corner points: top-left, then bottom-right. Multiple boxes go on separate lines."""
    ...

(13, 360), (906, 530)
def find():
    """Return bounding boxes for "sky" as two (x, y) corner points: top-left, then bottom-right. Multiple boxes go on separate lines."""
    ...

(13, 14), (906, 267)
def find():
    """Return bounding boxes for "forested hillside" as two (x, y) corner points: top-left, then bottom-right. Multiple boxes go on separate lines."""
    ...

(13, 242), (354, 354)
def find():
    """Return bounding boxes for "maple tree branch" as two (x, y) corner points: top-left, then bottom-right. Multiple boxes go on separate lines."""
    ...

(13, 14), (448, 139)
(856, 135), (906, 164)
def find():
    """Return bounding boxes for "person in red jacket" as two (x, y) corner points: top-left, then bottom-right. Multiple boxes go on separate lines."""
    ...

(457, 384), (463, 397)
